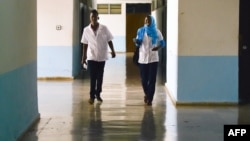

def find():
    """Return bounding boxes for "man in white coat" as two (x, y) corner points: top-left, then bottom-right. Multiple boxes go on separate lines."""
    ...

(81, 9), (116, 104)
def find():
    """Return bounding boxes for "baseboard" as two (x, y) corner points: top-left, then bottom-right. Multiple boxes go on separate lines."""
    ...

(164, 83), (238, 107)
(16, 113), (41, 141)
(37, 77), (73, 80)
(174, 101), (237, 106)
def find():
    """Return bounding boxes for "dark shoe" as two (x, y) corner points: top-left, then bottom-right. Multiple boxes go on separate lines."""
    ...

(88, 98), (94, 104)
(144, 96), (148, 103)
(96, 97), (103, 102)
(146, 101), (152, 106)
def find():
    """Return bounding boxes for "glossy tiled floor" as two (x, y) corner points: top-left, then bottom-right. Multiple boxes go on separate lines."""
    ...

(21, 53), (250, 141)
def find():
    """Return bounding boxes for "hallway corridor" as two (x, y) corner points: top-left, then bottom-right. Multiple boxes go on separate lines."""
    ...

(20, 53), (250, 141)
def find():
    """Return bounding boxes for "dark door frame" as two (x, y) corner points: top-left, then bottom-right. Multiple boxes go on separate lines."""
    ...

(239, 0), (250, 104)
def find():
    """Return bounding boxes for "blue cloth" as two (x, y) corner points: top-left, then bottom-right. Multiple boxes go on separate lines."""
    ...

(136, 15), (165, 47)
(159, 40), (166, 48)
(136, 28), (166, 48)
(144, 15), (158, 45)
(135, 27), (144, 47)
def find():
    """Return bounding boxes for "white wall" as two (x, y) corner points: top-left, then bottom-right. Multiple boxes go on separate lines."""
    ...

(98, 13), (125, 36)
(166, 0), (239, 104)
(178, 0), (238, 56)
(37, 0), (73, 46)
(166, 0), (179, 102)
(37, 0), (74, 77)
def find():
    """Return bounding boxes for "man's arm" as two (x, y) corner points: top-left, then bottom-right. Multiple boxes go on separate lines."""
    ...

(108, 41), (116, 58)
(81, 43), (88, 64)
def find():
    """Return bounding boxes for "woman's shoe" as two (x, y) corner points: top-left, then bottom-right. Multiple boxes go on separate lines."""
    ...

(96, 96), (103, 102)
(144, 96), (148, 103)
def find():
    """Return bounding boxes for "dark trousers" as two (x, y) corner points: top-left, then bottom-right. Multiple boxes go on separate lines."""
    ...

(88, 60), (106, 99)
(139, 62), (158, 102)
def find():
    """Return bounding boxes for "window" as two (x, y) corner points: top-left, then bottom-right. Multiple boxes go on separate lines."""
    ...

(97, 4), (121, 14)
(110, 4), (121, 14)
(97, 4), (109, 14)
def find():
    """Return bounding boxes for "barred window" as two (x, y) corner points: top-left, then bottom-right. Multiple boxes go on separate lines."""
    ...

(97, 4), (121, 14)
(97, 4), (109, 14)
(110, 4), (121, 14)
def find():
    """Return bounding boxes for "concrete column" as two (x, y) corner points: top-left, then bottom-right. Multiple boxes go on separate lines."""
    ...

(166, 0), (239, 105)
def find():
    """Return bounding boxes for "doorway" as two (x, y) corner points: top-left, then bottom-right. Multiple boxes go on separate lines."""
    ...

(239, 0), (250, 104)
(126, 3), (151, 52)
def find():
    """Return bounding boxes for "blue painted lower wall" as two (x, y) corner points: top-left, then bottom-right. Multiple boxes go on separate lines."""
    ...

(113, 36), (125, 52)
(38, 46), (73, 78)
(0, 61), (39, 141)
(38, 36), (125, 78)
(178, 56), (238, 103)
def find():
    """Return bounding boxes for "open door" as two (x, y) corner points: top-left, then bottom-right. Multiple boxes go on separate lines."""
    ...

(239, 0), (250, 104)
(126, 3), (151, 52)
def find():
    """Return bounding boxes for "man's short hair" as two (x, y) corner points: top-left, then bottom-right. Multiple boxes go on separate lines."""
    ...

(90, 9), (99, 15)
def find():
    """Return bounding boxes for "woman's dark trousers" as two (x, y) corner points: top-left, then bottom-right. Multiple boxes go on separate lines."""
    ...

(139, 62), (158, 102)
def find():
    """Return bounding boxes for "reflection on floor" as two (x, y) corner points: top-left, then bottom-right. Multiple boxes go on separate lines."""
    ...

(21, 53), (250, 141)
